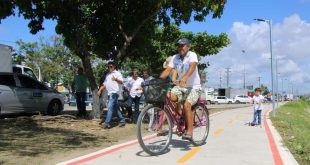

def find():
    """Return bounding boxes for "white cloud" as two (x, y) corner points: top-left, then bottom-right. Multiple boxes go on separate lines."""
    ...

(205, 14), (310, 94)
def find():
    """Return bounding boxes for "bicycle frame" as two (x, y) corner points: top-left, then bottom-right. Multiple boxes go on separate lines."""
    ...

(157, 95), (208, 134)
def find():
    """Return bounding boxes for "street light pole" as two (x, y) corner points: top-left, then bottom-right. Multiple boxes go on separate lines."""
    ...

(254, 18), (276, 116)
(276, 58), (279, 107)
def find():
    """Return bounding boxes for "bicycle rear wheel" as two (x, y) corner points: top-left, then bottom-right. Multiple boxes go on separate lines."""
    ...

(191, 103), (210, 146)
(136, 104), (173, 156)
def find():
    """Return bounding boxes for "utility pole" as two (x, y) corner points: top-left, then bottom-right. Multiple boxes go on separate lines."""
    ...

(243, 65), (247, 89)
(219, 70), (222, 88)
(258, 76), (262, 88)
(281, 77), (284, 101)
(242, 50), (247, 89)
(225, 68), (231, 88)
(254, 18), (275, 116)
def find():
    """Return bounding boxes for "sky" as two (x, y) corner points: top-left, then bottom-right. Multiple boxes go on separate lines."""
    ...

(1, 0), (310, 94)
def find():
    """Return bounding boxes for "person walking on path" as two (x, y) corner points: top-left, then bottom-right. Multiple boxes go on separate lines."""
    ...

(97, 61), (126, 129)
(125, 70), (144, 123)
(72, 67), (89, 118)
(251, 87), (264, 126)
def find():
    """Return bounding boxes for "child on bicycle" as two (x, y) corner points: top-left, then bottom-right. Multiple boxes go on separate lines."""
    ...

(251, 88), (264, 126)
(160, 38), (202, 141)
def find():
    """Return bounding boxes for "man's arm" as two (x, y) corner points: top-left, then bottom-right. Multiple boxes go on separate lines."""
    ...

(112, 76), (123, 84)
(97, 84), (105, 96)
(112, 73), (123, 84)
(171, 69), (178, 82)
(160, 67), (172, 79)
(179, 62), (197, 87)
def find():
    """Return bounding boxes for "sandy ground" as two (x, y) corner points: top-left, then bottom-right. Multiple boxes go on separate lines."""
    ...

(0, 104), (251, 165)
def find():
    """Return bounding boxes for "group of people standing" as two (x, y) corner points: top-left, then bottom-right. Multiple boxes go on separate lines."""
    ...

(96, 62), (154, 129)
(71, 61), (154, 129)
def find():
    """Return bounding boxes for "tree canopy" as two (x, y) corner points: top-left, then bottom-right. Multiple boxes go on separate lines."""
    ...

(1, 0), (227, 87)
(0, 0), (228, 118)
(121, 24), (230, 78)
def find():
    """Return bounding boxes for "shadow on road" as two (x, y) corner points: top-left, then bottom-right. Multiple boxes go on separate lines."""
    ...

(135, 136), (198, 157)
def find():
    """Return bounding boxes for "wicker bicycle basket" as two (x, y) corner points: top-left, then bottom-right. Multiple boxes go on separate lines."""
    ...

(143, 79), (170, 103)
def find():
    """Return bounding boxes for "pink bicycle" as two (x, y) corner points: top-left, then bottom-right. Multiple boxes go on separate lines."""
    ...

(136, 79), (209, 155)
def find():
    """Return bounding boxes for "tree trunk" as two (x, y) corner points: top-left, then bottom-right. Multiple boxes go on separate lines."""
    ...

(79, 51), (101, 119)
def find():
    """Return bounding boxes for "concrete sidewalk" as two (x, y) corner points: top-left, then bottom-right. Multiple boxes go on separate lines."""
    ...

(57, 104), (297, 165)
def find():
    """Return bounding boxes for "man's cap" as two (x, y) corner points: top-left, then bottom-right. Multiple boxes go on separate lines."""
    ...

(176, 38), (191, 45)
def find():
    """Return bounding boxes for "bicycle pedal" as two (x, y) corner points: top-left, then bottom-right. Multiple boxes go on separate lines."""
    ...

(177, 132), (183, 137)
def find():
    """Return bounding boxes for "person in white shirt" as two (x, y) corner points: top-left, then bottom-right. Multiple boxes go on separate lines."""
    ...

(125, 70), (144, 123)
(251, 88), (264, 126)
(160, 38), (202, 141)
(97, 61), (125, 129)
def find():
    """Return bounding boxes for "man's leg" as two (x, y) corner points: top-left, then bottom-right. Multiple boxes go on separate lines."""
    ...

(114, 94), (125, 124)
(133, 96), (141, 122)
(148, 107), (154, 130)
(183, 89), (201, 138)
(257, 110), (262, 125)
(127, 96), (133, 119)
(76, 92), (82, 116)
(103, 94), (116, 127)
(80, 92), (87, 117)
(252, 110), (258, 124)
(183, 100), (193, 134)
(169, 86), (184, 115)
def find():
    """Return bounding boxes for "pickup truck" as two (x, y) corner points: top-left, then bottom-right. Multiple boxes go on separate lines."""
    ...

(213, 96), (234, 104)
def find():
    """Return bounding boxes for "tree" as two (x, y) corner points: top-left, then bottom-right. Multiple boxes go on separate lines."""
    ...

(0, 0), (228, 118)
(120, 24), (230, 78)
(15, 36), (81, 88)
(261, 84), (270, 96)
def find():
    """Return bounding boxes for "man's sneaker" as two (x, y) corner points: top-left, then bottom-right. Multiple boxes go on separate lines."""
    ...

(119, 123), (126, 127)
(100, 123), (111, 129)
(182, 134), (193, 141)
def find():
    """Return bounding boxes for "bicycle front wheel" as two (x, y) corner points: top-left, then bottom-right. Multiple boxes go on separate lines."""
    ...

(136, 104), (173, 156)
(191, 103), (210, 146)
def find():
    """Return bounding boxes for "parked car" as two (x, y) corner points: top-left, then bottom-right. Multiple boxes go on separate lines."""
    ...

(233, 95), (252, 104)
(213, 96), (234, 104)
(69, 95), (93, 106)
(0, 72), (64, 115)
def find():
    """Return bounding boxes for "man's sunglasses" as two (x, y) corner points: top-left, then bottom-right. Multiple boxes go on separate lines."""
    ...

(108, 65), (114, 68)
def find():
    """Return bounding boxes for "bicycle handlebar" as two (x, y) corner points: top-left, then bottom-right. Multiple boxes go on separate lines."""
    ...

(141, 79), (176, 87)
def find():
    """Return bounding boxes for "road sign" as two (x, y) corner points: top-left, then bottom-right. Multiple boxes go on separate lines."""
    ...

(246, 85), (253, 91)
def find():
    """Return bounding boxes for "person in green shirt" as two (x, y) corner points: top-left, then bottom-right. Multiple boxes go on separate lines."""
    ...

(72, 67), (89, 118)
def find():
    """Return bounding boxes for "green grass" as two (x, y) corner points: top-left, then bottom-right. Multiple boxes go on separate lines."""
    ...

(271, 99), (310, 165)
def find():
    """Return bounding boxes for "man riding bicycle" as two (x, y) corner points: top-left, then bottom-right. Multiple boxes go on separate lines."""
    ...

(160, 38), (202, 141)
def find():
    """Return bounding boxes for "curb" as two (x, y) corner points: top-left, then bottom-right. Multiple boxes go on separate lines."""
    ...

(265, 110), (299, 165)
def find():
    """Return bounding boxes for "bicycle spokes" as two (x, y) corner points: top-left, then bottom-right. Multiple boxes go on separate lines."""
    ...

(192, 104), (210, 146)
(137, 106), (173, 155)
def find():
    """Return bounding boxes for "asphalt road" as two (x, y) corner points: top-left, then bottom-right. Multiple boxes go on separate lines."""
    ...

(58, 104), (297, 165)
